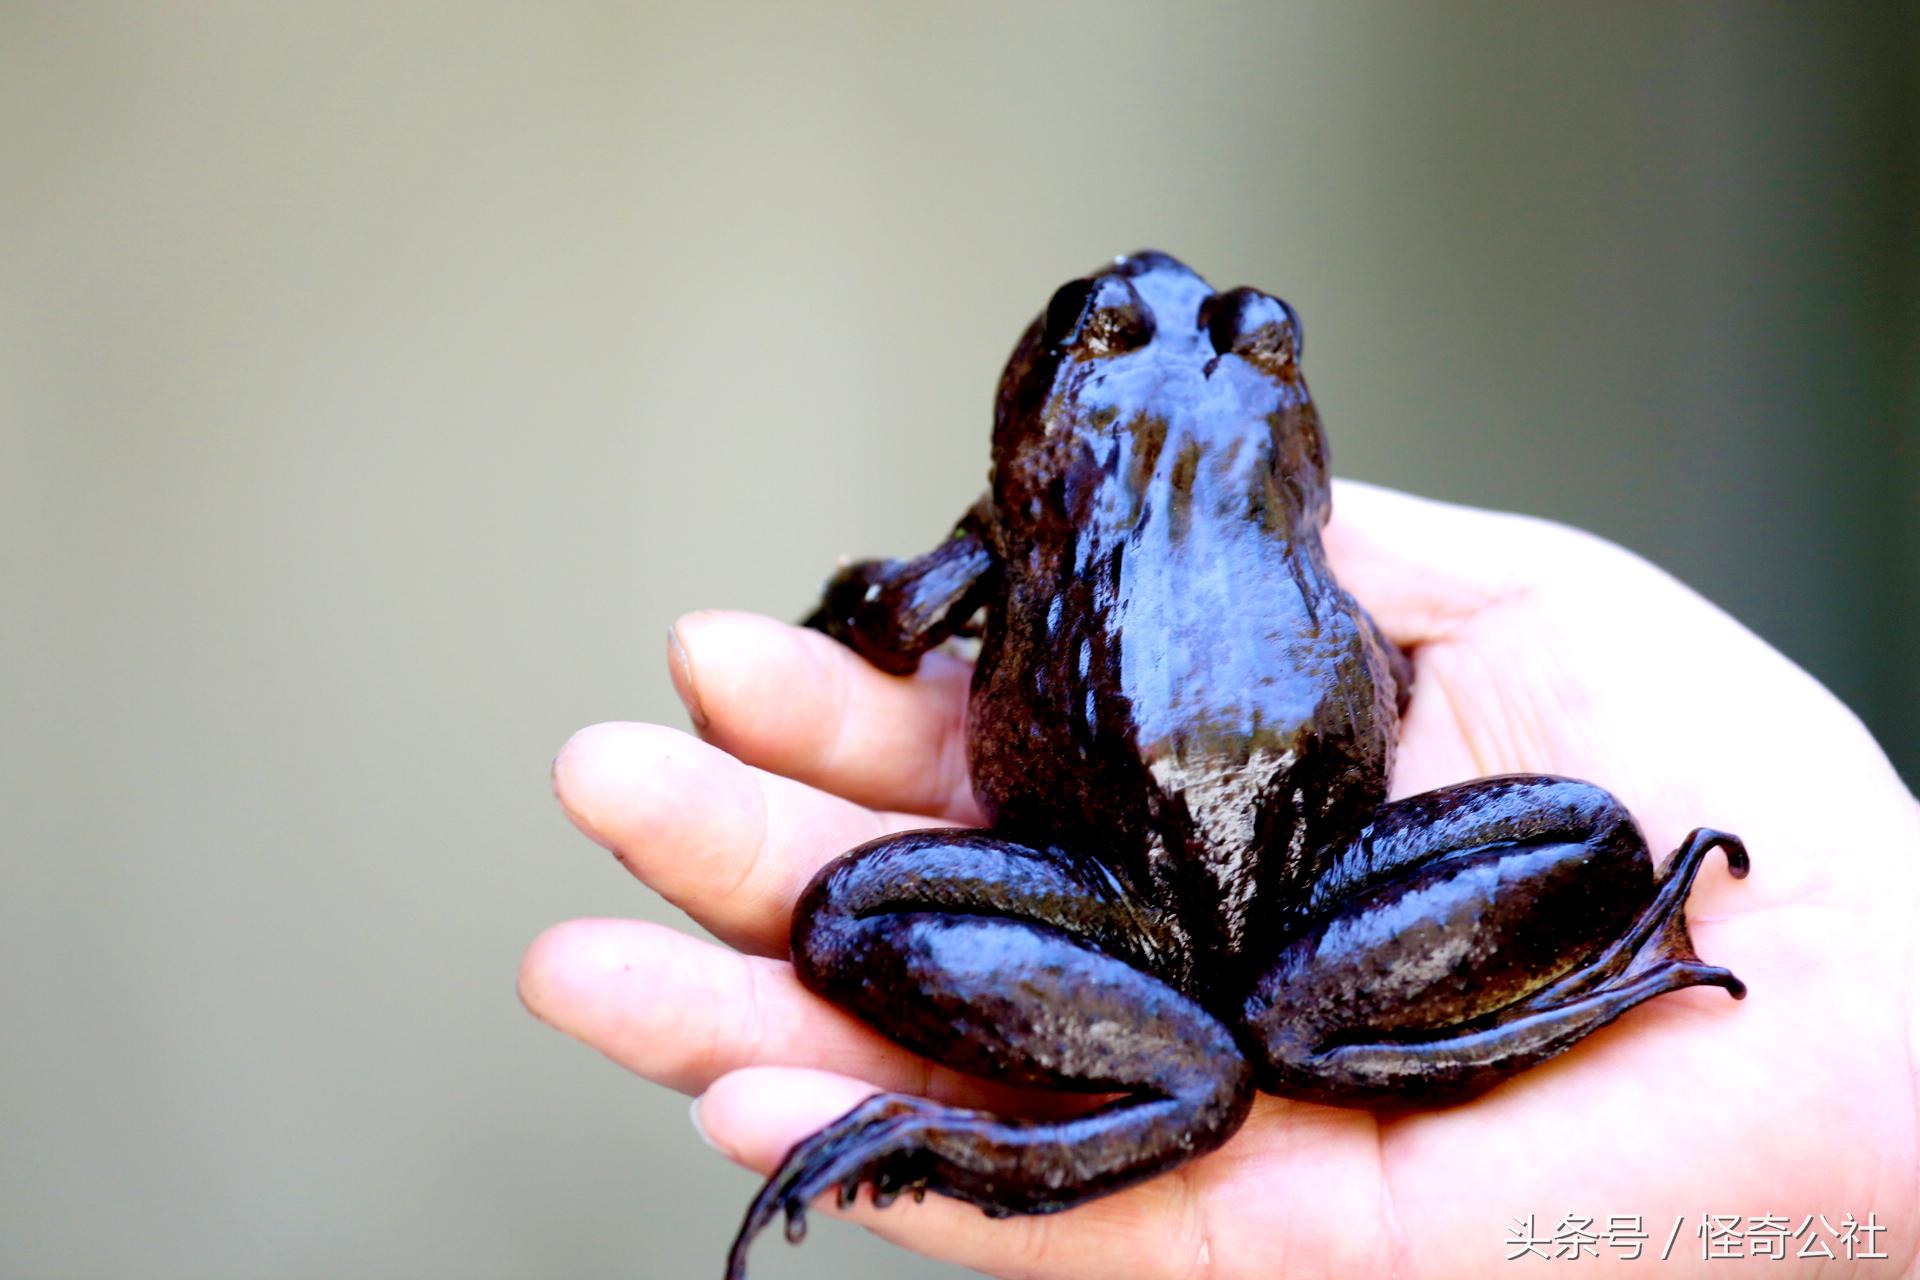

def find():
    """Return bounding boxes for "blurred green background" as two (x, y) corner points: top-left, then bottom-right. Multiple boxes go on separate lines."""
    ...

(3, 4), (1914, 1278)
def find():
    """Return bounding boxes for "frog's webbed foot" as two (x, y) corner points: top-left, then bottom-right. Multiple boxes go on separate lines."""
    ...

(1516, 827), (1749, 1013)
(725, 1094), (937, 1280)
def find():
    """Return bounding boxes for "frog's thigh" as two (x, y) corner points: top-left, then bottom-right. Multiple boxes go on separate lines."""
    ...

(1305, 774), (1643, 914)
(793, 830), (1236, 1104)
(1247, 778), (1744, 1105)
(792, 827), (1173, 979)
(768, 830), (1252, 1210)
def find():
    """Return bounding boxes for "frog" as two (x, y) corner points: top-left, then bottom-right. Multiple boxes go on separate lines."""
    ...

(724, 250), (1749, 1279)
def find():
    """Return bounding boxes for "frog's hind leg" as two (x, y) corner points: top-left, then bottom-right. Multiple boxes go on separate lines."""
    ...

(1245, 776), (1748, 1107)
(726, 829), (1253, 1280)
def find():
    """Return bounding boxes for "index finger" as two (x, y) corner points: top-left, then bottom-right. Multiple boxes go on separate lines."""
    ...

(670, 609), (982, 823)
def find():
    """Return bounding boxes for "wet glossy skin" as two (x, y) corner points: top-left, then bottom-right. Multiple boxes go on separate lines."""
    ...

(726, 251), (1749, 1278)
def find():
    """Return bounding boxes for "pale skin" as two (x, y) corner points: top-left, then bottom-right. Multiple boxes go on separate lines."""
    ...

(519, 481), (1920, 1278)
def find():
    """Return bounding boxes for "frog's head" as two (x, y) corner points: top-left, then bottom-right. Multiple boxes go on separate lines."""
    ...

(992, 250), (1329, 526)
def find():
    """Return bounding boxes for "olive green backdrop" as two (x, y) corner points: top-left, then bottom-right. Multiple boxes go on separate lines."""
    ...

(3, 4), (1914, 1278)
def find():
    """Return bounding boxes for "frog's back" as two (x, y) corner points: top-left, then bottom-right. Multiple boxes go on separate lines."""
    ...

(965, 252), (1400, 965)
(968, 440), (1398, 965)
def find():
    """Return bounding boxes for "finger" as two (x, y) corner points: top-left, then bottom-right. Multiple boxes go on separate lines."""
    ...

(1324, 480), (1598, 646)
(669, 610), (982, 823)
(698, 1067), (1198, 1280)
(518, 918), (1031, 1108)
(552, 721), (947, 955)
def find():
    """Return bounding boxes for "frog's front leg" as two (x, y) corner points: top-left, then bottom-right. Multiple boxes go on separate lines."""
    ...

(726, 830), (1250, 1280)
(1245, 776), (1748, 1107)
(801, 496), (999, 674)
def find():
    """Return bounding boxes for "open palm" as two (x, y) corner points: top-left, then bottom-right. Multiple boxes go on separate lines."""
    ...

(521, 481), (1920, 1278)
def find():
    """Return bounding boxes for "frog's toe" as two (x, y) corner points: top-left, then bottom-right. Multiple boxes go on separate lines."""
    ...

(869, 1161), (923, 1208)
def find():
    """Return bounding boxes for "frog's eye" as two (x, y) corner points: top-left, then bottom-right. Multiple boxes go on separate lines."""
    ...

(1042, 274), (1155, 357)
(1201, 286), (1303, 372)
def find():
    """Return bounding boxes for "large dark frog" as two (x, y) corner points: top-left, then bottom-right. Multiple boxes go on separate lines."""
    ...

(726, 251), (1748, 1278)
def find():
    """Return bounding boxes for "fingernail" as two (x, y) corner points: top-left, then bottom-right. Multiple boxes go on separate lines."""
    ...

(666, 618), (709, 733)
(549, 729), (615, 851)
(689, 1094), (721, 1152)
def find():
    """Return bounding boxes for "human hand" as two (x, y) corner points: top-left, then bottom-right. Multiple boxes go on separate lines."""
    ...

(520, 481), (1920, 1277)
